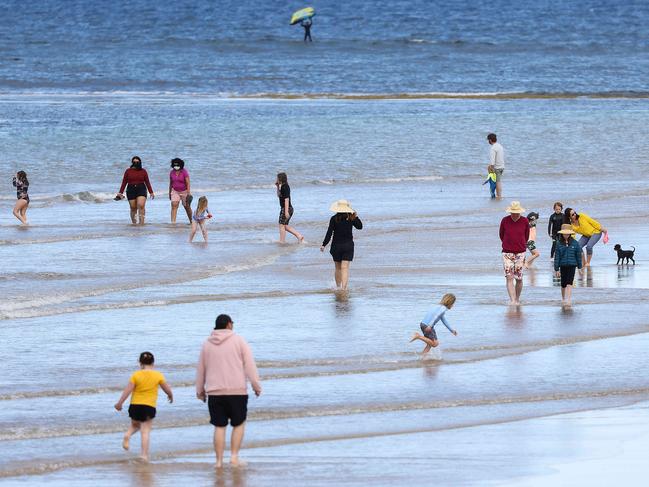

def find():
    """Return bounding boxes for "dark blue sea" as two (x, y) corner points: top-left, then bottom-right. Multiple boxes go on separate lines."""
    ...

(1, 0), (648, 95)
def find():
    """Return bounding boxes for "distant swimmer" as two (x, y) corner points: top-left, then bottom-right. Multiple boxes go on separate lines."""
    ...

(12, 170), (29, 225)
(301, 18), (313, 42)
(410, 293), (458, 357)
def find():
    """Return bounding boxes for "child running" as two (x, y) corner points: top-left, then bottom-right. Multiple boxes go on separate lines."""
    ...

(410, 293), (458, 356)
(114, 351), (173, 462)
(189, 196), (212, 243)
(524, 212), (540, 268)
(482, 165), (497, 199)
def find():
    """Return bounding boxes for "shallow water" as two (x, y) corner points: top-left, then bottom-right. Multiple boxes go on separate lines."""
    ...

(1, 95), (649, 484)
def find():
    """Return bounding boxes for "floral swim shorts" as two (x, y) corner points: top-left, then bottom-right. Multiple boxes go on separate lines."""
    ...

(503, 252), (525, 281)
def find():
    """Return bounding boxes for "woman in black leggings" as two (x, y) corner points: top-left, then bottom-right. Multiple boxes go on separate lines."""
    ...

(320, 200), (363, 290)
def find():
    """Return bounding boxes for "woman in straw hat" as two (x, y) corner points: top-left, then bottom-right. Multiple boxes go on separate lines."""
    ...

(554, 224), (583, 306)
(320, 200), (363, 290)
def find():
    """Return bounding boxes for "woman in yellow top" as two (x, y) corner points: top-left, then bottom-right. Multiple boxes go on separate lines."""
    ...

(564, 208), (607, 267)
(115, 351), (173, 462)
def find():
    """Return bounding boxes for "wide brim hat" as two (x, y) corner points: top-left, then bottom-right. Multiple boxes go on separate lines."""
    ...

(505, 201), (526, 214)
(329, 199), (355, 213)
(557, 224), (576, 235)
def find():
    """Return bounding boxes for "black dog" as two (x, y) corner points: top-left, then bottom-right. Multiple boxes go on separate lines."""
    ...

(614, 244), (635, 265)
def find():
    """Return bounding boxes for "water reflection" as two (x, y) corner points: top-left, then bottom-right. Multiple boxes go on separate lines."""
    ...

(505, 305), (525, 328)
(215, 466), (248, 487)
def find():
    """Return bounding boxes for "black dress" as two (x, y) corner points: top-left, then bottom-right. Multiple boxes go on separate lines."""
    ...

(322, 214), (363, 262)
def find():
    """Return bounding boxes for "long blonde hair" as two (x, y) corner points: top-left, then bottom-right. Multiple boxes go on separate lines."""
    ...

(195, 196), (208, 214)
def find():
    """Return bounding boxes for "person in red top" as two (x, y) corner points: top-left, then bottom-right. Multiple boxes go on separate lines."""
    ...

(499, 201), (530, 305)
(115, 156), (155, 225)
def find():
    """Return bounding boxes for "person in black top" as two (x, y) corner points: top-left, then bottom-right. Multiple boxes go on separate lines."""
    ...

(301, 18), (312, 42)
(12, 170), (29, 225)
(275, 172), (304, 243)
(320, 200), (363, 290)
(548, 202), (564, 259)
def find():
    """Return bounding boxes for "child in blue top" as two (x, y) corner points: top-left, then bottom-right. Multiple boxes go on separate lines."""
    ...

(482, 165), (497, 198)
(410, 293), (458, 356)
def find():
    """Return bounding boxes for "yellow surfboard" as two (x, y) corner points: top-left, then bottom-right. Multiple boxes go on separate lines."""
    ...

(290, 7), (315, 25)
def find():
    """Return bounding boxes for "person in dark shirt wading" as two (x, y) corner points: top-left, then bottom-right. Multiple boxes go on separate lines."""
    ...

(320, 200), (363, 291)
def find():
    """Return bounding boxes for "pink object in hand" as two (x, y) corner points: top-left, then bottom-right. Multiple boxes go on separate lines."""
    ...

(602, 231), (609, 244)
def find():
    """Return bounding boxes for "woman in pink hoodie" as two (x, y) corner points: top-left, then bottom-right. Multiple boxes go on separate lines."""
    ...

(196, 314), (262, 468)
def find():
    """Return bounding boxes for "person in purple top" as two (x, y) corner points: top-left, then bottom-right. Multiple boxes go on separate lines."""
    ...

(168, 158), (192, 224)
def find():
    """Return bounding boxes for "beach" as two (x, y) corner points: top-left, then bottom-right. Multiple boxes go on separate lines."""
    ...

(2, 0), (649, 483)
(1, 95), (649, 484)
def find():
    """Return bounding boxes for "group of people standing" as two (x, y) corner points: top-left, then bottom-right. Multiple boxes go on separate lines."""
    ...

(500, 200), (607, 306)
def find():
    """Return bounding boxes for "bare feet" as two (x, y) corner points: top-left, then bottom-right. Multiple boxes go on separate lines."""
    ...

(135, 455), (149, 463)
(230, 456), (246, 467)
(409, 333), (420, 343)
(122, 436), (129, 451)
(216, 461), (223, 469)
(298, 236), (305, 244)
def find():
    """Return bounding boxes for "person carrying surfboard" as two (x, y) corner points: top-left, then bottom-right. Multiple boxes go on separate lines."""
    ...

(301, 18), (312, 42)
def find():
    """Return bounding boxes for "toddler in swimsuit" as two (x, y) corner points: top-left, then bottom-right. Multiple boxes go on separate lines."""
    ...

(410, 293), (458, 357)
(189, 196), (212, 243)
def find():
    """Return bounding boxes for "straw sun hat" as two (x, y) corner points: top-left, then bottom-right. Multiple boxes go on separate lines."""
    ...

(505, 201), (526, 214)
(557, 224), (576, 235)
(329, 199), (355, 213)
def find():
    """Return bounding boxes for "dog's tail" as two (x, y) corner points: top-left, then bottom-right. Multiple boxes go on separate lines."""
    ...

(632, 246), (635, 251)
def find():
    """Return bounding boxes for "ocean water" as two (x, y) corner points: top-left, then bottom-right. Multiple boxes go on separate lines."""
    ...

(2, 0), (649, 485)
(0, 0), (648, 95)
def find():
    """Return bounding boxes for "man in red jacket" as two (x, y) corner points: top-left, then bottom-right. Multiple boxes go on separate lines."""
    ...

(196, 314), (262, 468)
(499, 201), (530, 305)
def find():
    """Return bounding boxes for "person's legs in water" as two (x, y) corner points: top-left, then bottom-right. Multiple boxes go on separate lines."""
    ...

(199, 221), (208, 243)
(284, 225), (304, 243)
(230, 423), (246, 466)
(278, 224), (287, 243)
(214, 426), (227, 469)
(12, 199), (28, 224)
(584, 233), (601, 266)
(189, 221), (198, 242)
(515, 278), (523, 303)
(135, 196), (147, 225)
(505, 277), (516, 304)
(334, 261), (342, 288)
(128, 199), (138, 224)
(139, 419), (152, 461)
(525, 248), (540, 268)
(122, 419), (141, 451)
(170, 200), (180, 223)
(182, 199), (192, 224)
(577, 235), (589, 267)
(340, 260), (351, 290)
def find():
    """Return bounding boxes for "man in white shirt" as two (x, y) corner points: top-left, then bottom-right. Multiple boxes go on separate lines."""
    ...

(487, 133), (505, 199)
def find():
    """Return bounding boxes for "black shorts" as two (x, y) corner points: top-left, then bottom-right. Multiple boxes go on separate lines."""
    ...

(330, 242), (354, 262)
(208, 395), (248, 427)
(279, 206), (294, 225)
(560, 266), (577, 288)
(420, 323), (438, 341)
(128, 404), (156, 422)
(126, 184), (148, 200)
